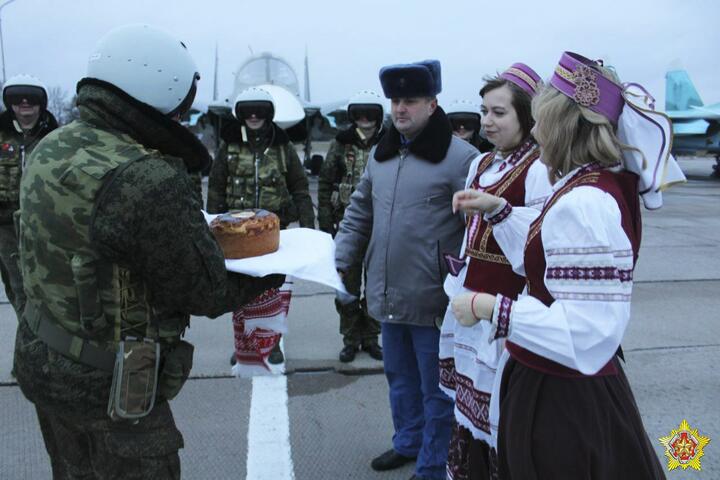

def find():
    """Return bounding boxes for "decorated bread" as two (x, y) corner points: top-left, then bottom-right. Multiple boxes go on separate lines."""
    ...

(210, 209), (280, 259)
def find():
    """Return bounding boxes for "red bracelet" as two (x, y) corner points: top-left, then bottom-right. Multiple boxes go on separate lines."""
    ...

(471, 292), (480, 319)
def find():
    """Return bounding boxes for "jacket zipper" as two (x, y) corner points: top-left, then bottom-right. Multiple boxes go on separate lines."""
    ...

(384, 149), (406, 316)
(254, 153), (260, 209)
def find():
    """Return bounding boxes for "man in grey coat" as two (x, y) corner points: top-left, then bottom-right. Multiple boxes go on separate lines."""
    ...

(335, 60), (478, 480)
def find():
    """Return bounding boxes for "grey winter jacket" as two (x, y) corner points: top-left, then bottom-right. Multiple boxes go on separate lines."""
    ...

(335, 108), (478, 326)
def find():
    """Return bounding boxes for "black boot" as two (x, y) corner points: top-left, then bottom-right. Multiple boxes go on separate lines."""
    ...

(362, 342), (383, 361)
(339, 344), (358, 363)
(230, 352), (237, 366)
(268, 343), (284, 364)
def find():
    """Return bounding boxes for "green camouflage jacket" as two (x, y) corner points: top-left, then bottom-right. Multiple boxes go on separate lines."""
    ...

(317, 126), (382, 235)
(0, 109), (57, 223)
(206, 121), (315, 228)
(14, 80), (282, 418)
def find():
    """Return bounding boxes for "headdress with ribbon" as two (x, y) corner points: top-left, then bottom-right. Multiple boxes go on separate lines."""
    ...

(549, 51), (686, 209)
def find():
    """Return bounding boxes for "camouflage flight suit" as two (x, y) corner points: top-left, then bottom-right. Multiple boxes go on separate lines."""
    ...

(206, 122), (315, 228)
(318, 127), (382, 348)
(0, 110), (57, 317)
(206, 122), (314, 363)
(13, 80), (282, 479)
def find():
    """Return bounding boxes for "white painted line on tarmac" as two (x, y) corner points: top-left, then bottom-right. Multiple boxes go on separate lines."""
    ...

(246, 375), (295, 480)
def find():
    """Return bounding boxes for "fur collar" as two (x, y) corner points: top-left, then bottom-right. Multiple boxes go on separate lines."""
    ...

(335, 125), (384, 148)
(220, 119), (289, 147)
(76, 78), (211, 174)
(374, 106), (452, 163)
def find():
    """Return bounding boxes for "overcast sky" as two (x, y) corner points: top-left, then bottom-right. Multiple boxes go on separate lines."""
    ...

(4, 0), (719, 111)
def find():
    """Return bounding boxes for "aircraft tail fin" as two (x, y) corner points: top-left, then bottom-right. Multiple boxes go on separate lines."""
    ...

(666, 70), (703, 111)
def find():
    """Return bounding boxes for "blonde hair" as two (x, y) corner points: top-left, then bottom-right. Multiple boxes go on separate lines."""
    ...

(532, 67), (639, 180)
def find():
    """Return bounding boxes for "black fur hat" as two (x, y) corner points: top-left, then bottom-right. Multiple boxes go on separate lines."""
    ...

(379, 60), (442, 99)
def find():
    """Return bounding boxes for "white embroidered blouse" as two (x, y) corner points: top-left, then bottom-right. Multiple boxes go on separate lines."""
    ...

(437, 149), (552, 442)
(487, 165), (635, 375)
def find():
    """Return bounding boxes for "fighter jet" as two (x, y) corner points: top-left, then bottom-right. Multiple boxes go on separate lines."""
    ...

(202, 51), (339, 174)
(665, 69), (720, 176)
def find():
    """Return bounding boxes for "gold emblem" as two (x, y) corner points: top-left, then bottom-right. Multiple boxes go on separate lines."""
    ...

(659, 419), (710, 471)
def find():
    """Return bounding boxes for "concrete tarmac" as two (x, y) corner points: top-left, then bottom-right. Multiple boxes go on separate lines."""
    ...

(1, 157), (718, 479)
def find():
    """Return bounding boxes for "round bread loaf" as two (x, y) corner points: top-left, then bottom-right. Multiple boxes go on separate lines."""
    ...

(210, 209), (280, 259)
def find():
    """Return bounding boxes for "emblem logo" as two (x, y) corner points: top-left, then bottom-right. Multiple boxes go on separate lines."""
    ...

(659, 419), (710, 471)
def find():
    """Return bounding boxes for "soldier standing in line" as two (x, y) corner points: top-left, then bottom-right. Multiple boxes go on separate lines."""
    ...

(0, 75), (57, 318)
(207, 87), (315, 365)
(318, 90), (384, 363)
(13, 25), (283, 478)
(446, 99), (493, 153)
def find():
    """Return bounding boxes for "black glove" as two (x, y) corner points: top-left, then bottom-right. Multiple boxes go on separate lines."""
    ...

(224, 272), (287, 313)
(261, 273), (286, 291)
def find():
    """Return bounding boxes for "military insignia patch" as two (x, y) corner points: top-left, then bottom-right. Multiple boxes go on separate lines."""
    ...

(659, 419), (710, 471)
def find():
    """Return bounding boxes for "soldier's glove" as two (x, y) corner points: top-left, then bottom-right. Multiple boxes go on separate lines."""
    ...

(319, 224), (337, 237)
(261, 273), (286, 291)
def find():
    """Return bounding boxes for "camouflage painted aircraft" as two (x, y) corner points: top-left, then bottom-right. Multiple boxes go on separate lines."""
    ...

(665, 70), (720, 176)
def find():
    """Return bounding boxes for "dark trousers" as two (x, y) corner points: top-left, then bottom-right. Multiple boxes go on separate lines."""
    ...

(34, 402), (182, 480)
(14, 319), (183, 479)
(337, 262), (379, 347)
(382, 322), (454, 480)
(0, 223), (25, 318)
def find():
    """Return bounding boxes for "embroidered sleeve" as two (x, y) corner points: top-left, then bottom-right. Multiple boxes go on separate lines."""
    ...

(524, 159), (553, 211)
(485, 205), (540, 277)
(487, 200), (512, 225)
(489, 294), (513, 341)
(505, 187), (633, 374)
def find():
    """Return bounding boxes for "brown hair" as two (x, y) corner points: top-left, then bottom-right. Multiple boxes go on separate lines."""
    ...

(479, 76), (534, 142)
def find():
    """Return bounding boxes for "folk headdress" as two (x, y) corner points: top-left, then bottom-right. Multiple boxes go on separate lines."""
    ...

(500, 62), (542, 98)
(550, 51), (685, 209)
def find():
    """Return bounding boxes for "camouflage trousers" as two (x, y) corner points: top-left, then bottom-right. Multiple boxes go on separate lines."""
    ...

(34, 402), (182, 479)
(0, 223), (25, 318)
(337, 262), (380, 347)
(14, 321), (183, 479)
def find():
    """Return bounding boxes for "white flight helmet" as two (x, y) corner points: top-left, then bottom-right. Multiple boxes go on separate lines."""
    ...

(86, 24), (199, 115)
(2, 74), (48, 110)
(232, 87), (276, 120)
(446, 100), (481, 116)
(347, 89), (384, 117)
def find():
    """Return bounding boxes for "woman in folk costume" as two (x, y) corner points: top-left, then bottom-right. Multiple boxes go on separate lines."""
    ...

(451, 51), (685, 479)
(438, 63), (552, 480)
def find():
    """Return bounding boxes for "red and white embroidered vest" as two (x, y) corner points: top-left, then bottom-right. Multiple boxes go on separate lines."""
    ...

(463, 143), (540, 296)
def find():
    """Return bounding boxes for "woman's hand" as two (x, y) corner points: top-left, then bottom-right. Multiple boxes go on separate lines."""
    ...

(451, 292), (496, 326)
(452, 189), (505, 216)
